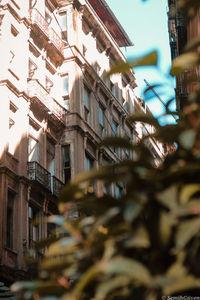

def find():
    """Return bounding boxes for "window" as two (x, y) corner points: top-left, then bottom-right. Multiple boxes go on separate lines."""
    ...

(6, 190), (15, 249)
(99, 105), (106, 136)
(84, 87), (91, 124)
(28, 122), (40, 162)
(60, 13), (68, 41)
(115, 184), (122, 199)
(47, 138), (55, 175)
(45, 11), (52, 24)
(29, 206), (40, 248)
(86, 154), (94, 171)
(112, 121), (120, 156)
(62, 75), (69, 110)
(112, 121), (118, 136)
(62, 75), (69, 98)
(125, 148), (130, 158)
(28, 137), (39, 162)
(62, 145), (71, 184)
(110, 81), (117, 98)
(99, 106), (104, 126)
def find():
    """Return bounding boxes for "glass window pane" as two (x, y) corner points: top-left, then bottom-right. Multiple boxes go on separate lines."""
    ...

(86, 156), (93, 171)
(60, 13), (67, 31)
(62, 145), (71, 184)
(99, 106), (103, 126)
(112, 122), (117, 135)
(28, 137), (39, 162)
(62, 76), (69, 95)
(29, 206), (33, 218)
(63, 145), (70, 167)
(84, 88), (89, 108)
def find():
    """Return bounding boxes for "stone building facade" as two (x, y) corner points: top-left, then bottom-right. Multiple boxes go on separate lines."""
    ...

(0, 0), (165, 284)
(168, 0), (200, 110)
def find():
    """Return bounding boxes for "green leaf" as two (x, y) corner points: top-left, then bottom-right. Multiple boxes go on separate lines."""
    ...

(125, 225), (150, 248)
(41, 256), (75, 272)
(173, 200), (200, 217)
(163, 275), (200, 295)
(166, 252), (187, 280)
(36, 282), (65, 297)
(170, 52), (200, 76)
(103, 256), (151, 284)
(89, 207), (120, 238)
(127, 113), (160, 128)
(11, 281), (40, 292)
(180, 184), (200, 204)
(95, 276), (130, 300)
(156, 185), (178, 210)
(107, 51), (158, 76)
(176, 218), (200, 250)
(46, 237), (77, 257)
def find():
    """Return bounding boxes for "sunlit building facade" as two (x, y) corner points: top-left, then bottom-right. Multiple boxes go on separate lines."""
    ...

(0, 0), (165, 284)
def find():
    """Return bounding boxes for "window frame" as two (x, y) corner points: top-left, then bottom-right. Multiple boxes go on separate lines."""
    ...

(83, 86), (91, 124)
(62, 144), (71, 184)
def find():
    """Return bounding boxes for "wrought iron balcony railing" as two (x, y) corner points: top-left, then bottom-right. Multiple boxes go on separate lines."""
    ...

(28, 161), (51, 191)
(29, 8), (49, 40)
(52, 176), (64, 197)
(27, 79), (66, 124)
(49, 28), (64, 55)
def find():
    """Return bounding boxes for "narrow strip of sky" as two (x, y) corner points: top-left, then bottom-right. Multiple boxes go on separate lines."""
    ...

(106, 0), (175, 123)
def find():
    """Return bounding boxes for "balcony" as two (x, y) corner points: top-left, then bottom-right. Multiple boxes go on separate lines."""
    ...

(28, 161), (51, 191)
(29, 9), (49, 42)
(27, 79), (66, 124)
(49, 28), (64, 55)
(49, 97), (66, 124)
(52, 176), (64, 197)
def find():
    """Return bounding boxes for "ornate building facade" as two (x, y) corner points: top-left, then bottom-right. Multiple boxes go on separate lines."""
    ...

(0, 0), (165, 285)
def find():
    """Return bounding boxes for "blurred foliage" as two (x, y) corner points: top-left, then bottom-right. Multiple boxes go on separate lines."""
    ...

(12, 0), (200, 299)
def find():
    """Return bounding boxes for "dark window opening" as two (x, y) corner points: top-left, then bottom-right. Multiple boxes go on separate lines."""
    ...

(62, 145), (71, 184)
(29, 206), (40, 248)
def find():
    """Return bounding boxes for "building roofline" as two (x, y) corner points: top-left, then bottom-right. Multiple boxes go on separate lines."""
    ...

(87, 0), (133, 47)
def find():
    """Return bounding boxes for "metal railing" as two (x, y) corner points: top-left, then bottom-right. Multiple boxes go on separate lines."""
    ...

(27, 79), (66, 123)
(28, 161), (51, 191)
(29, 8), (49, 39)
(52, 176), (64, 197)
